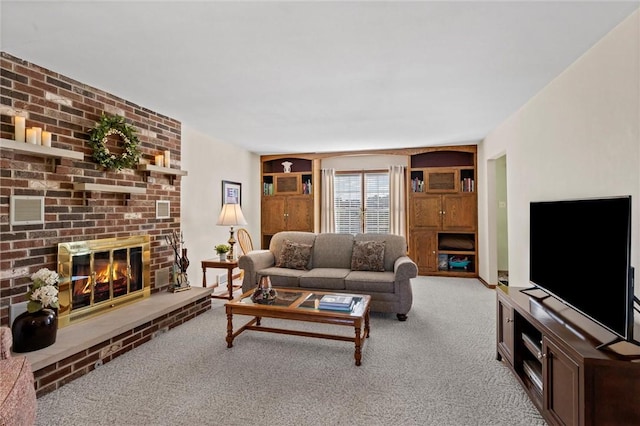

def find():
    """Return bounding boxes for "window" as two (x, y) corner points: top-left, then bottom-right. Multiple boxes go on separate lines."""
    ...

(334, 172), (389, 234)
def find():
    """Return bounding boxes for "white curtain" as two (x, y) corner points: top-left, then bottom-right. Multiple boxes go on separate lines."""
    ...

(321, 168), (336, 233)
(389, 165), (406, 237)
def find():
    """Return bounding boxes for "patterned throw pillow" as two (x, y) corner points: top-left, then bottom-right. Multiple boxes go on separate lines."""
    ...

(275, 239), (313, 270)
(351, 240), (386, 272)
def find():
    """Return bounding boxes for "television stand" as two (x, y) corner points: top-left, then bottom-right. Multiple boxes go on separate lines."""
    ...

(497, 286), (640, 425)
(596, 336), (640, 353)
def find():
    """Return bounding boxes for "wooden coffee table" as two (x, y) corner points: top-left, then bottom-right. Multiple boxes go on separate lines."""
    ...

(225, 288), (371, 365)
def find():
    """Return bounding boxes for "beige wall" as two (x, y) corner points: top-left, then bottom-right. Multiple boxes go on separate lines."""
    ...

(478, 10), (639, 302)
(181, 126), (260, 287)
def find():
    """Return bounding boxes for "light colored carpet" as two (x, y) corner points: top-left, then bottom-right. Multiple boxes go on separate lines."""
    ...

(36, 277), (546, 426)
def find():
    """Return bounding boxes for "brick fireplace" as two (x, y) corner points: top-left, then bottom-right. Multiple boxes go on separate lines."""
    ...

(1, 52), (182, 326)
(0, 53), (210, 396)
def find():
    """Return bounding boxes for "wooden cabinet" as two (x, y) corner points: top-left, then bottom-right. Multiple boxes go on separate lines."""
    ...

(408, 146), (477, 277)
(261, 156), (316, 248)
(496, 296), (514, 366)
(496, 286), (640, 426)
(543, 337), (580, 425)
(262, 195), (313, 234)
(411, 194), (476, 230)
(410, 230), (438, 274)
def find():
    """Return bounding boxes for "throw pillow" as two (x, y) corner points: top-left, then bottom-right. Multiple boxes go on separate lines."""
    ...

(351, 240), (385, 272)
(438, 235), (475, 251)
(275, 239), (313, 270)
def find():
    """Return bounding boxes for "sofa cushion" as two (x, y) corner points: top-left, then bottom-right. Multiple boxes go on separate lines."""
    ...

(312, 233), (354, 269)
(350, 240), (385, 272)
(299, 268), (350, 290)
(257, 267), (305, 287)
(345, 270), (396, 293)
(275, 239), (313, 270)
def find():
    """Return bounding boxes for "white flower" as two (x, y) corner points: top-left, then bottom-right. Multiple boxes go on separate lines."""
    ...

(30, 285), (59, 308)
(31, 268), (59, 286)
(28, 268), (59, 312)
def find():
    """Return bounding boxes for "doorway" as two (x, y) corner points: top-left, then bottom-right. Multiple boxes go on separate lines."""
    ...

(496, 155), (509, 285)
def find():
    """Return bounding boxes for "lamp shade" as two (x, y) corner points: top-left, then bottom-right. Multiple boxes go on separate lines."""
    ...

(216, 203), (248, 226)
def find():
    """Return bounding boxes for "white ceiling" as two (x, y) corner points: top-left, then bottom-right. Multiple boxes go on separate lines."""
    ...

(1, 1), (638, 155)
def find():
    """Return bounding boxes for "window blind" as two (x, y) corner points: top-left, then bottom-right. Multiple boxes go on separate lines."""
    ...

(334, 172), (390, 234)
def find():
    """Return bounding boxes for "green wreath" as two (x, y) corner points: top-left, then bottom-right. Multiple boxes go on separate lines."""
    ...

(88, 114), (141, 171)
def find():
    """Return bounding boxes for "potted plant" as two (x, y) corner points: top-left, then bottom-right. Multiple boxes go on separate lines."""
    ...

(215, 244), (230, 261)
(12, 268), (60, 352)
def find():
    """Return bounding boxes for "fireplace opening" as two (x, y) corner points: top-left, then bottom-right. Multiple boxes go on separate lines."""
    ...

(58, 236), (150, 327)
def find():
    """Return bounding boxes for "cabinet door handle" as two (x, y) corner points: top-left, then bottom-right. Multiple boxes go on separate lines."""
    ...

(506, 318), (513, 323)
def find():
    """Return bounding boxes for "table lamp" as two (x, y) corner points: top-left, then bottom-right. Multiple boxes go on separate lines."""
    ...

(216, 203), (248, 261)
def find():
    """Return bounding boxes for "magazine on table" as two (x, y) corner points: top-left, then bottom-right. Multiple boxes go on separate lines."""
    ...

(318, 295), (355, 311)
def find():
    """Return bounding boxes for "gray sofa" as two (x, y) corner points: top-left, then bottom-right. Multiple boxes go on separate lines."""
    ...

(238, 231), (418, 320)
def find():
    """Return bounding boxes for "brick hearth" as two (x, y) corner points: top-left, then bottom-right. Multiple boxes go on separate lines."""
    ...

(21, 287), (213, 397)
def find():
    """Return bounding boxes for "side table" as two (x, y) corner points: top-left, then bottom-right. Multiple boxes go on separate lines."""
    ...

(201, 259), (240, 300)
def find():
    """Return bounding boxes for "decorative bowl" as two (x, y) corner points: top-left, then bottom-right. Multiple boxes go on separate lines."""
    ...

(251, 276), (278, 304)
(251, 288), (278, 304)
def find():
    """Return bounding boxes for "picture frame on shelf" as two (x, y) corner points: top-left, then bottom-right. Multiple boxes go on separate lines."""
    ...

(222, 180), (241, 206)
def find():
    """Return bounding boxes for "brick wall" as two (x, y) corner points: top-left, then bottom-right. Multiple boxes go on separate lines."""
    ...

(0, 52), (184, 327)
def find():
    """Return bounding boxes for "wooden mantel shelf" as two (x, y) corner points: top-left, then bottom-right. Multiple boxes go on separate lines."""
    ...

(73, 183), (145, 205)
(138, 163), (188, 176)
(73, 183), (146, 194)
(137, 163), (188, 184)
(0, 137), (84, 160)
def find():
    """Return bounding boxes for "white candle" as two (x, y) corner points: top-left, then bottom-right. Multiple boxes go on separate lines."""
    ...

(42, 131), (52, 147)
(26, 128), (37, 144)
(163, 150), (171, 168)
(14, 116), (25, 142)
(32, 127), (42, 145)
(155, 154), (164, 166)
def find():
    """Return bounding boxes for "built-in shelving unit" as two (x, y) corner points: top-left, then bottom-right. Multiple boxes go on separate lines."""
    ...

(260, 156), (317, 249)
(137, 163), (188, 184)
(408, 146), (478, 277)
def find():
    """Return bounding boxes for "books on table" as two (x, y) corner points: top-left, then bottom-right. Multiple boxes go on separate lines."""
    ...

(318, 295), (355, 312)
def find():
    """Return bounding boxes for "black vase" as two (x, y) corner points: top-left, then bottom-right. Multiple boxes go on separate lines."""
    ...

(11, 308), (58, 353)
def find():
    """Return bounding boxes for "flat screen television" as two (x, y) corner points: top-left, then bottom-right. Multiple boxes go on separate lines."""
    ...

(528, 195), (635, 346)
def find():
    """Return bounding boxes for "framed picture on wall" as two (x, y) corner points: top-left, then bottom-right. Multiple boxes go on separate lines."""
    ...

(222, 180), (241, 206)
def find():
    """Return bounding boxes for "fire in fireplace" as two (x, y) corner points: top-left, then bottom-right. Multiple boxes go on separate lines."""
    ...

(57, 235), (150, 327)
